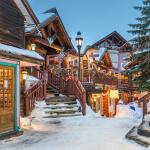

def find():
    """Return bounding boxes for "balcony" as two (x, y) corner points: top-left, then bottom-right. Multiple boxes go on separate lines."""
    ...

(118, 79), (138, 91)
(94, 72), (118, 86)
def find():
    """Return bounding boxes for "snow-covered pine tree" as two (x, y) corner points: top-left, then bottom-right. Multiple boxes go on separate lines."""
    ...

(127, 0), (150, 91)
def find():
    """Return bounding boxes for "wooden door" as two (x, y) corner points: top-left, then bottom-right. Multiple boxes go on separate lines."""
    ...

(102, 95), (109, 117)
(0, 66), (15, 133)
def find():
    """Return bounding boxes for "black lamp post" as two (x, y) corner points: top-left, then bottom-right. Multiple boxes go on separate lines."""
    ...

(75, 31), (83, 79)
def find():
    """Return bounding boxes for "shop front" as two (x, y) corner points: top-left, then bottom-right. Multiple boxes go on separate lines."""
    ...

(88, 89), (119, 117)
(0, 58), (20, 136)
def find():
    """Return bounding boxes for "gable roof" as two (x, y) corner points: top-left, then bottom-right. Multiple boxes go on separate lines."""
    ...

(93, 48), (112, 68)
(31, 13), (75, 52)
(13, 0), (39, 26)
(91, 31), (127, 48)
(83, 31), (133, 55)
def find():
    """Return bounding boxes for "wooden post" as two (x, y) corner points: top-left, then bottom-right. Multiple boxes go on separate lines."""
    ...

(44, 70), (47, 97)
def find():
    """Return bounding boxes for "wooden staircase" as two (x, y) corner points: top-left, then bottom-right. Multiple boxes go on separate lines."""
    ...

(47, 70), (86, 115)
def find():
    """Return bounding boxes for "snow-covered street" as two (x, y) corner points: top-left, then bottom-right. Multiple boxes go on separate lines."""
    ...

(0, 101), (149, 150)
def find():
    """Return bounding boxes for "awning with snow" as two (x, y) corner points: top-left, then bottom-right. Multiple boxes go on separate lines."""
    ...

(0, 43), (44, 66)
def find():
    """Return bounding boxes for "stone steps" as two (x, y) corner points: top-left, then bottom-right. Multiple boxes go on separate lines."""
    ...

(138, 121), (150, 137)
(126, 126), (150, 147)
(44, 86), (82, 118)
(45, 96), (75, 101)
(46, 101), (77, 105)
(43, 113), (82, 118)
(45, 109), (80, 114)
(43, 104), (78, 110)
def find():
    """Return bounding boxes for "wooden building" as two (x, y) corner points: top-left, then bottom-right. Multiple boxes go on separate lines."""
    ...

(79, 31), (133, 117)
(0, 0), (44, 138)
(25, 12), (75, 74)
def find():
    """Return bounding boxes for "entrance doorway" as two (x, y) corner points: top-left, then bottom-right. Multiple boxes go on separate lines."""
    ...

(0, 66), (15, 133)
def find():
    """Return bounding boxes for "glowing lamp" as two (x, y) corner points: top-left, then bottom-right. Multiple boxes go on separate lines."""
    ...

(89, 57), (93, 63)
(75, 31), (83, 48)
(31, 44), (36, 51)
(68, 57), (71, 62)
(110, 90), (119, 99)
(22, 71), (27, 80)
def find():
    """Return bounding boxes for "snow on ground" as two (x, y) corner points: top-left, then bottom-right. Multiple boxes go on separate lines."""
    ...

(0, 101), (149, 150)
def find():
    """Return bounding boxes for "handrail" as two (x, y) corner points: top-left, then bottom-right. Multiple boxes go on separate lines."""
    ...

(94, 71), (118, 86)
(118, 79), (138, 90)
(30, 67), (44, 80)
(24, 73), (46, 116)
(138, 92), (150, 103)
(67, 77), (86, 115)
(47, 70), (86, 115)
(138, 92), (150, 117)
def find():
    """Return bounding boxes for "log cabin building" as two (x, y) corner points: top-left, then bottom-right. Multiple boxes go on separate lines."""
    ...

(77, 31), (134, 117)
(0, 0), (44, 138)
(25, 12), (76, 74)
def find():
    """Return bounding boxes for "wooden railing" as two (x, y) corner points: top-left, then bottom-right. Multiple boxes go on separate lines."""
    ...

(47, 70), (86, 115)
(80, 69), (94, 83)
(67, 77), (86, 115)
(118, 79), (138, 90)
(138, 92), (150, 117)
(94, 71), (118, 86)
(30, 67), (43, 80)
(47, 70), (67, 93)
(24, 74), (46, 116)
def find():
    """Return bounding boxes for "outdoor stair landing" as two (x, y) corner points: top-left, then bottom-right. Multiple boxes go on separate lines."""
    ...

(44, 96), (82, 118)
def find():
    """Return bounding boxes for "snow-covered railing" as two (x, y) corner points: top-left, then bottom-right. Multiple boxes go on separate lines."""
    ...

(138, 92), (150, 117)
(24, 78), (46, 116)
(47, 70), (86, 115)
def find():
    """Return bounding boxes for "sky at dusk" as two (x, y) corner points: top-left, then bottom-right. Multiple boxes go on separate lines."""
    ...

(28, 0), (142, 51)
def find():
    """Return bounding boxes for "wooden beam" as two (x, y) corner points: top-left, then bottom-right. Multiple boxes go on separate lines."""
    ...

(34, 38), (62, 51)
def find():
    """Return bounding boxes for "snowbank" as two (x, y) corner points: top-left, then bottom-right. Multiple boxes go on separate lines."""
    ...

(25, 75), (39, 90)
(20, 101), (48, 130)
(116, 102), (142, 126)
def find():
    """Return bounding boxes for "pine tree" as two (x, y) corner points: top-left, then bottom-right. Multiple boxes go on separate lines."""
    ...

(127, 0), (150, 91)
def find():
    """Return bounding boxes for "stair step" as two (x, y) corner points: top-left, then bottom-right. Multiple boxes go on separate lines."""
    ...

(45, 109), (80, 114)
(126, 127), (150, 147)
(46, 101), (77, 105)
(45, 96), (75, 102)
(46, 99), (76, 103)
(138, 121), (150, 137)
(43, 113), (82, 118)
(43, 105), (78, 109)
(47, 90), (57, 93)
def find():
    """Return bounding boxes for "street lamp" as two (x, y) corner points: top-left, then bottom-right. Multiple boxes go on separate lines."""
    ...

(75, 31), (83, 79)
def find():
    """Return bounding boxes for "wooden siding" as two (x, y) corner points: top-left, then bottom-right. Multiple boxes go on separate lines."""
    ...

(0, 0), (25, 48)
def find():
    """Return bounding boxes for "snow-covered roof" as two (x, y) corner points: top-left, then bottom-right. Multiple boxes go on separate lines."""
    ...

(13, 0), (35, 26)
(134, 49), (150, 55)
(93, 48), (107, 61)
(0, 43), (44, 61)
(99, 48), (107, 60)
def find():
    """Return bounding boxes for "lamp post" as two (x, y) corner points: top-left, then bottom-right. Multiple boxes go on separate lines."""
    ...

(75, 31), (83, 79)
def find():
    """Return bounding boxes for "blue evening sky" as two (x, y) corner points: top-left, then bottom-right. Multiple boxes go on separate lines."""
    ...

(28, 0), (141, 51)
